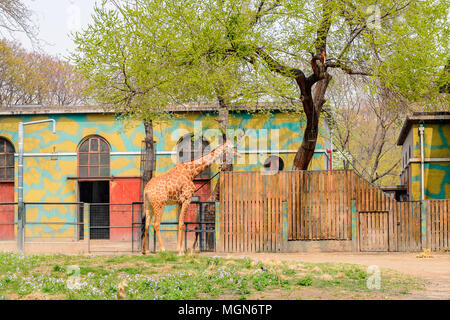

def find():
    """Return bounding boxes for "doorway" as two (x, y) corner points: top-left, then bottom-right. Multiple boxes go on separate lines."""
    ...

(79, 181), (110, 240)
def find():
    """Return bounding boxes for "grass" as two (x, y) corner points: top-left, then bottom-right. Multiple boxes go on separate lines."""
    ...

(0, 251), (425, 300)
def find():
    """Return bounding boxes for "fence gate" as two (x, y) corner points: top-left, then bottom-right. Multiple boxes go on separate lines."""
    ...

(359, 211), (389, 252)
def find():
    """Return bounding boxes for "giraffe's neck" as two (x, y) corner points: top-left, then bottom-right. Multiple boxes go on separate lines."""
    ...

(187, 143), (226, 179)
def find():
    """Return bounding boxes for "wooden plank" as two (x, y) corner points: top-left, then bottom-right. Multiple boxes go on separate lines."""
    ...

(435, 201), (439, 251)
(440, 200), (444, 250)
(224, 172), (229, 252)
(344, 171), (348, 239)
(334, 171), (339, 239)
(294, 171), (298, 239)
(277, 174), (282, 251)
(239, 172), (243, 252)
(341, 172), (346, 239)
(329, 172), (334, 239)
(325, 171), (330, 239)
(271, 174), (275, 251)
(300, 171), (304, 240)
(274, 174), (279, 250)
(349, 171), (353, 239)
(224, 172), (228, 252)
(444, 200), (448, 249)
(406, 201), (411, 251)
(289, 173), (293, 240)
(233, 172), (237, 252)
(340, 172), (344, 239)
(318, 171), (323, 239)
(316, 171), (321, 239)
(239, 172), (243, 253)
(361, 213), (367, 251)
(262, 175), (267, 251)
(248, 173), (252, 252)
(244, 172), (248, 252)
(219, 174), (223, 252)
(227, 172), (231, 252)
(274, 174), (278, 250)
(255, 172), (261, 252)
(230, 172), (234, 252)
(251, 172), (255, 252)
(245, 172), (250, 252)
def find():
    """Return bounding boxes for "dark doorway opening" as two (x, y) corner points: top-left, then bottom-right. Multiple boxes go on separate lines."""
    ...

(79, 181), (110, 240)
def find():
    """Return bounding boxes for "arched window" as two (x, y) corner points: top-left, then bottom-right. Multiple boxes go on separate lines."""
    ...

(78, 136), (110, 177)
(263, 155), (284, 173)
(0, 138), (15, 181)
(177, 134), (211, 179)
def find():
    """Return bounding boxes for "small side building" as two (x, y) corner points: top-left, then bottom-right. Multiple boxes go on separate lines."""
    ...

(397, 111), (450, 201)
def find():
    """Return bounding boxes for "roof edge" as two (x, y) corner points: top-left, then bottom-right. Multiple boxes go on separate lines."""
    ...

(0, 103), (302, 116)
(397, 112), (450, 146)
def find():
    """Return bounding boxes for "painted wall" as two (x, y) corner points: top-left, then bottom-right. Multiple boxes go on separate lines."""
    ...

(0, 111), (328, 240)
(407, 123), (450, 200)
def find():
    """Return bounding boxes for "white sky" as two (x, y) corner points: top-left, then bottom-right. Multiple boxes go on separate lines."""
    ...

(11, 0), (100, 60)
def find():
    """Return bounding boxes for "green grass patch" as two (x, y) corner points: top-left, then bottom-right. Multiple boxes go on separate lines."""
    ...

(0, 252), (424, 300)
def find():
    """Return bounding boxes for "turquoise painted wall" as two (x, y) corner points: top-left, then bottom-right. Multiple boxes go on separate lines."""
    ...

(0, 110), (329, 238)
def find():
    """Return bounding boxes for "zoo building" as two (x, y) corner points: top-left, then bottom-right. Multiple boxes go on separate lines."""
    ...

(0, 105), (332, 253)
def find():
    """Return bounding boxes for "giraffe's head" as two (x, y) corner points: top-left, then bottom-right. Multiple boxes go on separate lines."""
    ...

(220, 140), (241, 163)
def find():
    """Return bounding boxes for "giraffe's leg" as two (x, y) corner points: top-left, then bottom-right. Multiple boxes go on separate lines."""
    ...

(141, 198), (151, 255)
(177, 201), (190, 256)
(153, 205), (165, 252)
(192, 228), (198, 251)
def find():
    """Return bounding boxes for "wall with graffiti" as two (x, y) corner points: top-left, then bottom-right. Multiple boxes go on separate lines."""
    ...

(0, 110), (329, 240)
(409, 122), (450, 200)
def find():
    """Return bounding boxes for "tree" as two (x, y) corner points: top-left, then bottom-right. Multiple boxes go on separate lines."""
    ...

(0, 39), (89, 107)
(324, 71), (407, 185)
(70, 1), (267, 185)
(71, 3), (182, 185)
(149, 0), (447, 169)
(72, 0), (448, 176)
(0, 0), (37, 42)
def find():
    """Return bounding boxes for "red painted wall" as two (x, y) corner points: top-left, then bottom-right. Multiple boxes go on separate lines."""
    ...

(0, 182), (14, 240)
(185, 180), (211, 240)
(108, 178), (210, 241)
(109, 178), (141, 241)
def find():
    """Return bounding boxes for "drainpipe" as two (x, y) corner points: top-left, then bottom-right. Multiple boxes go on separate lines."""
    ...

(17, 119), (56, 254)
(419, 124), (425, 202)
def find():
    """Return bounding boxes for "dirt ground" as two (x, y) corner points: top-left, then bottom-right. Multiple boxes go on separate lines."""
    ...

(203, 251), (450, 300)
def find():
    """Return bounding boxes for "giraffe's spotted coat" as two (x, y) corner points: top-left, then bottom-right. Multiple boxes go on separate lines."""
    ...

(142, 140), (239, 255)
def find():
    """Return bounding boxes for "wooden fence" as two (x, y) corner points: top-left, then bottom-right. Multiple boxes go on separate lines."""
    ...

(426, 200), (449, 251)
(217, 170), (449, 253)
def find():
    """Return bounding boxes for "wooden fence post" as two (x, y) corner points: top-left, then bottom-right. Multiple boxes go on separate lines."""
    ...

(282, 200), (288, 252)
(215, 201), (221, 252)
(351, 200), (358, 251)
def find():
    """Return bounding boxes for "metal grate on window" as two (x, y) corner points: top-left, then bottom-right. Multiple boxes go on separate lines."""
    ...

(78, 137), (110, 177)
(176, 135), (211, 179)
(0, 138), (15, 181)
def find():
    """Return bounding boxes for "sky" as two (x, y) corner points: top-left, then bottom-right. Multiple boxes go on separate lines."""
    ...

(11, 0), (100, 60)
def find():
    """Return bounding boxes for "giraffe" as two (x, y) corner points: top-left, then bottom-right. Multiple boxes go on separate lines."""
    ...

(141, 139), (240, 255)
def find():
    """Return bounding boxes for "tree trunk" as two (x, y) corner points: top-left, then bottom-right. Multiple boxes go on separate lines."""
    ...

(210, 97), (232, 201)
(293, 74), (331, 170)
(142, 119), (155, 187)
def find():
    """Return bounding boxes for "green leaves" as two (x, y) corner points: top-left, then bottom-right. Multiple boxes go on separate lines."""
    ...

(71, 0), (449, 127)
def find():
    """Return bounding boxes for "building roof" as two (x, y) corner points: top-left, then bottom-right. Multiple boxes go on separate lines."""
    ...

(396, 111), (450, 146)
(380, 185), (407, 192)
(0, 103), (299, 116)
